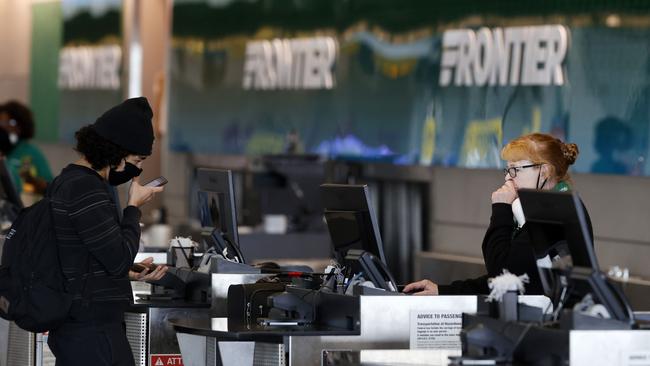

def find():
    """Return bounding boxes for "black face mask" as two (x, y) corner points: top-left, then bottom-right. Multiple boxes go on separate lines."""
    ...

(109, 162), (142, 186)
(0, 128), (15, 155)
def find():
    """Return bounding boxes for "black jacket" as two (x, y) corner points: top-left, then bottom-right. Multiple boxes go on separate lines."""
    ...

(437, 202), (593, 295)
(50, 164), (141, 323)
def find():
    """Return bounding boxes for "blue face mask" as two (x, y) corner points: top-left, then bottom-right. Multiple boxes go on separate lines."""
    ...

(108, 162), (142, 186)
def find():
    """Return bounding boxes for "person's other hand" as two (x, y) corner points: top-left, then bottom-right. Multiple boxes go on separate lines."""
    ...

(127, 177), (164, 207)
(491, 180), (517, 204)
(129, 257), (168, 281)
(402, 279), (439, 295)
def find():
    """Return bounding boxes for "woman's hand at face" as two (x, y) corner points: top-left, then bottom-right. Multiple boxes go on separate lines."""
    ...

(491, 180), (517, 204)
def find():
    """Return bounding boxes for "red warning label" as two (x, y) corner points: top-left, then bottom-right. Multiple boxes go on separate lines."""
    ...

(150, 354), (184, 366)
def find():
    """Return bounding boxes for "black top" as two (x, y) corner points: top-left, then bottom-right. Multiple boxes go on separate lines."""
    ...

(437, 202), (593, 295)
(49, 164), (141, 323)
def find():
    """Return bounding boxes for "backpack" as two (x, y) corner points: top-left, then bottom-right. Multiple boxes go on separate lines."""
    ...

(0, 187), (88, 332)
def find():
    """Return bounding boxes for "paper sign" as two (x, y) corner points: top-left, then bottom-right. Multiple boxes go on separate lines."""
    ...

(409, 310), (463, 350)
(150, 354), (184, 366)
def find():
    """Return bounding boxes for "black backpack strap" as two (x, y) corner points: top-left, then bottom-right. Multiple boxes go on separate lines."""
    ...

(43, 176), (59, 199)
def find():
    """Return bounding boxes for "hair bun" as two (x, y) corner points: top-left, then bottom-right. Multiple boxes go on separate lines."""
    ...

(562, 142), (579, 165)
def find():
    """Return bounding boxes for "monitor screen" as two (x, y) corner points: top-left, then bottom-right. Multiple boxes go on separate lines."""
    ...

(320, 184), (387, 265)
(197, 191), (225, 231)
(196, 168), (239, 248)
(252, 154), (325, 232)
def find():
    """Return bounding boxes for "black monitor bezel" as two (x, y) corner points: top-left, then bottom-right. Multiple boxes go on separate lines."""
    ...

(320, 184), (387, 265)
(519, 189), (633, 324)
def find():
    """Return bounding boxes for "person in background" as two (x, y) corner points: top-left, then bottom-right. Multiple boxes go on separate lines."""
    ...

(0, 100), (53, 195)
(404, 133), (592, 295)
(591, 116), (633, 175)
(47, 97), (165, 366)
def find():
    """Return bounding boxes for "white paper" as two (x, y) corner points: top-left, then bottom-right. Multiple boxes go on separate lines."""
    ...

(409, 310), (463, 350)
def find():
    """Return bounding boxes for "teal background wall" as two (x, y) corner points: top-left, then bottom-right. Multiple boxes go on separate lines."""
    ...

(168, 0), (650, 176)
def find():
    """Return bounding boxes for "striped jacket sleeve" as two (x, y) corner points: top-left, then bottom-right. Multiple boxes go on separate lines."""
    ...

(65, 177), (141, 277)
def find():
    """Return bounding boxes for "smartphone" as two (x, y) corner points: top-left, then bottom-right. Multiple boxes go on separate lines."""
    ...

(130, 263), (159, 273)
(144, 176), (168, 187)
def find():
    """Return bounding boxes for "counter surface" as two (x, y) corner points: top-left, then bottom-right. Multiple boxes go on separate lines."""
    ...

(169, 317), (359, 342)
(130, 298), (211, 309)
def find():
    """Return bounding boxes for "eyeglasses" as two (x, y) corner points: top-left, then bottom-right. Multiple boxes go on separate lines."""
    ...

(503, 164), (541, 178)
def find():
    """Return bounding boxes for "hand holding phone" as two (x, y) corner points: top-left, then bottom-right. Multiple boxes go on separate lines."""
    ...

(144, 176), (168, 187)
(129, 259), (168, 282)
(130, 263), (159, 273)
(128, 176), (165, 207)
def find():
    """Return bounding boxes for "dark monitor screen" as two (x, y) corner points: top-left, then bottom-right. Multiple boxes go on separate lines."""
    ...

(197, 191), (225, 231)
(0, 157), (23, 211)
(196, 168), (239, 248)
(518, 189), (597, 270)
(320, 184), (387, 265)
(252, 154), (325, 231)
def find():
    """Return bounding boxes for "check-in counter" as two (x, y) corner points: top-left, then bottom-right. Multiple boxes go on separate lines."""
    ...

(124, 300), (209, 366)
(322, 349), (460, 366)
(0, 300), (209, 366)
(171, 294), (550, 366)
(0, 319), (39, 366)
(289, 295), (549, 366)
(570, 330), (650, 366)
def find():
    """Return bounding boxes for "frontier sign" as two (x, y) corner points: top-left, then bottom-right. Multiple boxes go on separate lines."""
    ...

(58, 45), (121, 90)
(243, 37), (337, 90)
(439, 25), (569, 87)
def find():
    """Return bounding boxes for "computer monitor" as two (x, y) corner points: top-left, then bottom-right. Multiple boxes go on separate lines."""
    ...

(320, 184), (387, 265)
(252, 154), (325, 232)
(519, 189), (633, 324)
(0, 157), (23, 210)
(518, 189), (596, 269)
(196, 168), (244, 263)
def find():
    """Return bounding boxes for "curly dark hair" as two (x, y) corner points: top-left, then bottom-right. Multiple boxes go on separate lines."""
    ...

(75, 125), (132, 170)
(0, 100), (35, 140)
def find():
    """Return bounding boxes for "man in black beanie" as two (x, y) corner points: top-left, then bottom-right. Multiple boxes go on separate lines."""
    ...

(46, 97), (165, 366)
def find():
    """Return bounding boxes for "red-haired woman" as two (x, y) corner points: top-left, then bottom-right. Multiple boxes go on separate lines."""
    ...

(404, 133), (592, 295)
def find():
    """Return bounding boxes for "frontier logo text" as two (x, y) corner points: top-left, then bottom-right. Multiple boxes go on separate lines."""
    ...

(439, 25), (569, 87)
(243, 37), (337, 90)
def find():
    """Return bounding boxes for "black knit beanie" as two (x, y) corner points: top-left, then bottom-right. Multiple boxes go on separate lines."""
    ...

(92, 97), (154, 155)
